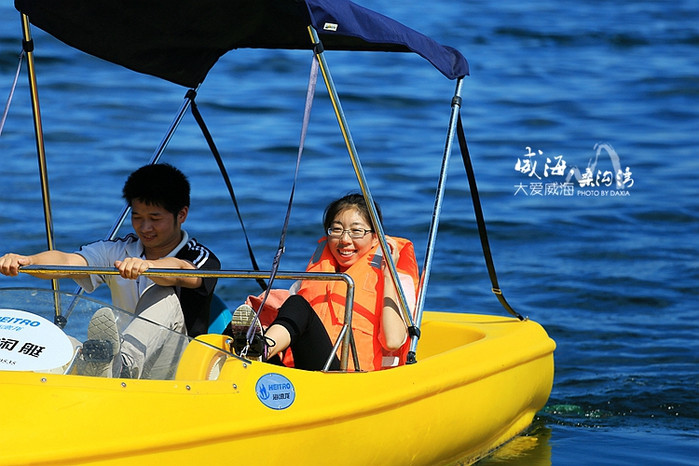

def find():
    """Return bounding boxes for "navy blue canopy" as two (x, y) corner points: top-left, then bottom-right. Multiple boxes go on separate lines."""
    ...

(15, 0), (469, 88)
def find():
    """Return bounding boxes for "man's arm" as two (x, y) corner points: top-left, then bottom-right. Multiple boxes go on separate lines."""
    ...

(0, 251), (88, 278)
(114, 256), (202, 288)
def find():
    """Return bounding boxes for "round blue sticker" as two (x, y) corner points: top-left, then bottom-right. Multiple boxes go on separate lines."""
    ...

(255, 373), (295, 410)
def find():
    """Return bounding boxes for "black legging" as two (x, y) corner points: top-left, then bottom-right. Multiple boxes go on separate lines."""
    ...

(271, 294), (341, 371)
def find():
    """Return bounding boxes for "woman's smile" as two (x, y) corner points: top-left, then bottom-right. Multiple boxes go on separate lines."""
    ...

(327, 208), (377, 271)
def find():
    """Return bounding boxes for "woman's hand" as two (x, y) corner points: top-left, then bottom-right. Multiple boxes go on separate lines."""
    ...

(381, 237), (399, 273)
(380, 237), (408, 350)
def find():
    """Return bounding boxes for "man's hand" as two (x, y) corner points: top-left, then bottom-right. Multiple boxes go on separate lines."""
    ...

(0, 253), (32, 276)
(114, 257), (151, 280)
(115, 256), (201, 288)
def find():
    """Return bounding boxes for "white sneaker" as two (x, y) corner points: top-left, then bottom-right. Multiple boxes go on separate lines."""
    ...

(81, 307), (121, 377)
(230, 304), (265, 360)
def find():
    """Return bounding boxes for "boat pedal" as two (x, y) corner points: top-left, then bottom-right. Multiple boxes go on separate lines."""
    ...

(82, 339), (115, 363)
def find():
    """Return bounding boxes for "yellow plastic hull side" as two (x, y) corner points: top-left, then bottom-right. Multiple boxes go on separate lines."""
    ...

(0, 312), (555, 465)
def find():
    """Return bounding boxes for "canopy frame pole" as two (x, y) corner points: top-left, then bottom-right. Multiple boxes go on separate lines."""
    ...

(99, 89), (195, 241)
(20, 14), (63, 325)
(65, 89), (196, 314)
(307, 27), (416, 350)
(408, 78), (464, 363)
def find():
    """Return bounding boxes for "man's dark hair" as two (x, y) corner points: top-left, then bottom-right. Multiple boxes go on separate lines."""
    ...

(122, 163), (190, 215)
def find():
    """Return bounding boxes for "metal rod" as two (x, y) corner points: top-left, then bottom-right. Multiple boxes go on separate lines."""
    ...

(338, 275), (356, 371)
(308, 27), (415, 337)
(20, 266), (353, 283)
(409, 78), (463, 358)
(102, 91), (196, 239)
(65, 91), (196, 315)
(325, 324), (348, 372)
(0, 50), (24, 136)
(20, 14), (62, 322)
(25, 265), (357, 370)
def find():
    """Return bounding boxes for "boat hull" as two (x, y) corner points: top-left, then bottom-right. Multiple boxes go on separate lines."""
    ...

(0, 311), (554, 465)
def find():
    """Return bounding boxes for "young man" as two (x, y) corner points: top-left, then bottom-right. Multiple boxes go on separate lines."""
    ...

(0, 163), (220, 378)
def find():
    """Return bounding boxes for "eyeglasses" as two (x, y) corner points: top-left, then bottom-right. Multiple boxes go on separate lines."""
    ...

(326, 227), (374, 239)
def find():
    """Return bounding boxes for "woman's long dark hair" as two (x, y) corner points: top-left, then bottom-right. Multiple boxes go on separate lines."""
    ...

(323, 193), (383, 232)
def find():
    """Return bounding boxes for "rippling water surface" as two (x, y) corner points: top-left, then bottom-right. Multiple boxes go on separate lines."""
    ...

(1, 1), (697, 464)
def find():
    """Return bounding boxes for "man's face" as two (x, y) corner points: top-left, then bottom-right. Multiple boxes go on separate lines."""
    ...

(130, 199), (187, 256)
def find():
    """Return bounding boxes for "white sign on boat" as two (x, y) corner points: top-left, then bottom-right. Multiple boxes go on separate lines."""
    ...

(0, 308), (74, 371)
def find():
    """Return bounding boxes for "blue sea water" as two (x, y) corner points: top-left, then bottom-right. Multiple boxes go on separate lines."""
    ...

(1, 1), (697, 464)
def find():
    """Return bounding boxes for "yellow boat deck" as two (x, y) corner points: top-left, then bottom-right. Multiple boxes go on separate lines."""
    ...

(0, 311), (554, 465)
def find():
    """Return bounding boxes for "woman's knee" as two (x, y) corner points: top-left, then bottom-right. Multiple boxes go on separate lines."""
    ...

(274, 295), (314, 340)
(282, 294), (311, 309)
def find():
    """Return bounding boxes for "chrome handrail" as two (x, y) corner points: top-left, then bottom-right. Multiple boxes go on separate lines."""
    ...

(308, 26), (414, 338)
(410, 78), (464, 363)
(20, 266), (357, 370)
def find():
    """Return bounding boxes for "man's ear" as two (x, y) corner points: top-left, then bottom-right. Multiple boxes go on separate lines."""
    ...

(177, 206), (189, 224)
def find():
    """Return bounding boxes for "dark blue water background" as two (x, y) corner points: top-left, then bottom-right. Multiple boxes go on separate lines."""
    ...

(1, 1), (697, 464)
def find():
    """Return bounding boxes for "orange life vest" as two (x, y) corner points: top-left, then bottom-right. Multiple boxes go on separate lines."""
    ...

(296, 236), (419, 371)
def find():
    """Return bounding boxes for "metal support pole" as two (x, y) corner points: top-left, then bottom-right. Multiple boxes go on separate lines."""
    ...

(307, 27), (415, 338)
(101, 90), (196, 239)
(66, 90), (196, 315)
(408, 78), (463, 360)
(20, 14), (63, 323)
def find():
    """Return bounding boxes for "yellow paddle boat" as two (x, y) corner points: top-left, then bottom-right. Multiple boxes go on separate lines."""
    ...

(0, 287), (553, 465)
(1, 0), (555, 463)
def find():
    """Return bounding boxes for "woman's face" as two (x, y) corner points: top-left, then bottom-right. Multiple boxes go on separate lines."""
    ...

(327, 207), (378, 271)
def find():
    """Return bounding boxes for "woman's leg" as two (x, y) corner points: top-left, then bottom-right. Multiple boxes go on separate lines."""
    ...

(266, 295), (340, 371)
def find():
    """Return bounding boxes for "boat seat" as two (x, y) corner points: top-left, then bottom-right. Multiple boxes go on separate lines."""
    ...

(175, 333), (232, 381)
(208, 294), (232, 334)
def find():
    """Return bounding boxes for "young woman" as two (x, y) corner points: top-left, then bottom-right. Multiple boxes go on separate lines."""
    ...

(233, 193), (419, 371)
